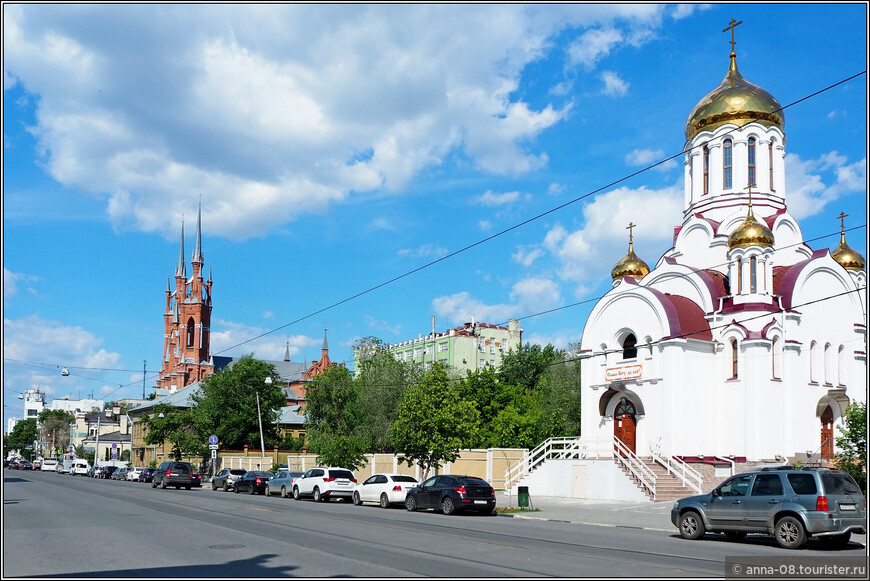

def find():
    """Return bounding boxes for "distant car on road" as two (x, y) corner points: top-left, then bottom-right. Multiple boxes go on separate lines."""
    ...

(17, 460), (35, 471)
(405, 475), (496, 515)
(265, 470), (304, 498)
(113, 467), (129, 480)
(126, 467), (143, 481)
(234, 471), (274, 495)
(212, 468), (247, 491)
(41, 458), (59, 472)
(139, 468), (155, 483)
(293, 467), (357, 502)
(97, 466), (118, 479)
(191, 472), (202, 487)
(152, 461), (194, 490)
(353, 473), (419, 508)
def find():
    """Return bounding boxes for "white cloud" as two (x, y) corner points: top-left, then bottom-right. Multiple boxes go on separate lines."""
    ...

(510, 277), (562, 315)
(364, 315), (402, 337)
(473, 190), (526, 206)
(601, 70), (629, 97)
(568, 27), (624, 69)
(4, 268), (39, 301)
(784, 152), (867, 220)
(671, 4), (712, 21)
(478, 220), (493, 231)
(210, 318), (318, 361)
(625, 148), (678, 171)
(512, 246), (545, 267)
(398, 244), (449, 259)
(431, 291), (516, 326)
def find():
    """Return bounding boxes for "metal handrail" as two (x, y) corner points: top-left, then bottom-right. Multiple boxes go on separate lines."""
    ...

(614, 436), (656, 500)
(649, 445), (703, 494)
(713, 456), (736, 477)
(504, 436), (615, 491)
(806, 437), (833, 466)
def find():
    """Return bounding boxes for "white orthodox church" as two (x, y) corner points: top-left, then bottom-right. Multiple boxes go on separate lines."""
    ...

(578, 26), (866, 471)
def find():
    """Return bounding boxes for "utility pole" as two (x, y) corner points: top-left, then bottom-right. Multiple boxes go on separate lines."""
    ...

(142, 360), (147, 400)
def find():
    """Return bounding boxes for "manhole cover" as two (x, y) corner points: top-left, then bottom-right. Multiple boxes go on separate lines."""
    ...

(209, 544), (245, 550)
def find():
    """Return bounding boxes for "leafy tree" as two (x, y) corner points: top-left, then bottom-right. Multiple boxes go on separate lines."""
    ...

(304, 364), (367, 470)
(192, 355), (285, 452)
(391, 363), (481, 476)
(453, 367), (524, 447)
(7, 419), (39, 460)
(38, 409), (74, 455)
(532, 348), (583, 441)
(835, 401), (866, 491)
(276, 433), (306, 451)
(498, 343), (561, 393)
(140, 403), (203, 460)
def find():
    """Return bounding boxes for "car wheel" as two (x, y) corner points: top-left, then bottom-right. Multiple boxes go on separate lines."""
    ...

(264, 485), (270, 496)
(440, 497), (455, 515)
(234, 484), (240, 494)
(313, 487), (322, 502)
(223, 481), (229, 492)
(678, 511), (705, 540)
(775, 516), (806, 549)
(281, 486), (288, 499)
(405, 495), (417, 512)
(723, 531), (747, 542)
(152, 480), (157, 488)
(249, 483), (256, 495)
(212, 481), (217, 491)
(160, 478), (167, 489)
(293, 486), (300, 500)
(380, 493), (390, 509)
(353, 491), (362, 506)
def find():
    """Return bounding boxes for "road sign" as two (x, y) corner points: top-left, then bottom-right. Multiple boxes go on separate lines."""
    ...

(208, 435), (218, 445)
(211, 449), (217, 459)
(112, 443), (117, 448)
(208, 444), (219, 450)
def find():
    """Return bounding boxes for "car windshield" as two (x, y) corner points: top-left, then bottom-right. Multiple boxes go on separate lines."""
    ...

(821, 472), (861, 495)
(392, 475), (418, 483)
(251, 471), (273, 478)
(329, 470), (354, 479)
(457, 477), (489, 486)
(230, 470), (246, 475)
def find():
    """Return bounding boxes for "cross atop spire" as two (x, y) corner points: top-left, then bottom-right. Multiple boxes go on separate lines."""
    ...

(836, 211), (849, 233)
(722, 18), (743, 55)
(626, 222), (637, 248)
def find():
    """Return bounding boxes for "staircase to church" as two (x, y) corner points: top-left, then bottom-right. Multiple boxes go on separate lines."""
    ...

(616, 457), (700, 502)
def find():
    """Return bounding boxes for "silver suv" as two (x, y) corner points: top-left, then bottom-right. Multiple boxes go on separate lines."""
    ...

(212, 468), (247, 491)
(671, 467), (866, 549)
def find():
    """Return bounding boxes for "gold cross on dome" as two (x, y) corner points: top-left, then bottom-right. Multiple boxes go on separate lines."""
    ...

(627, 222), (636, 243)
(722, 18), (743, 54)
(744, 181), (755, 207)
(836, 211), (849, 232)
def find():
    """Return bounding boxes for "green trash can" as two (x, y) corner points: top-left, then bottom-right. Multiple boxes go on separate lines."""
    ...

(517, 485), (530, 508)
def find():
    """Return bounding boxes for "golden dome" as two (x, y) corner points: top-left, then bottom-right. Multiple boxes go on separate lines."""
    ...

(685, 52), (785, 141)
(831, 228), (865, 271)
(612, 232), (650, 281)
(728, 203), (774, 250)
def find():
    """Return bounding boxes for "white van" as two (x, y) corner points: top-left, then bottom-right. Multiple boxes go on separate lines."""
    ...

(72, 459), (90, 476)
(41, 458), (58, 472)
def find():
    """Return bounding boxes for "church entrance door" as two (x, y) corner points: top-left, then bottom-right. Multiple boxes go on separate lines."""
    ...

(820, 405), (834, 460)
(613, 398), (637, 456)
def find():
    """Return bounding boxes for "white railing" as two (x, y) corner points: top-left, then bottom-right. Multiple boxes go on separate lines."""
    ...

(614, 436), (657, 500)
(713, 456), (735, 478)
(649, 446), (703, 494)
(504, 437), (616, 491)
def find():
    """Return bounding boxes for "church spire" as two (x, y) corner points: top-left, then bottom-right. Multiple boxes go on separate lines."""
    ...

(175, 218), (186, 278)
(831, 212), (866, 271)
(192, 203), (204, 265)
(284, 339), (291, 362)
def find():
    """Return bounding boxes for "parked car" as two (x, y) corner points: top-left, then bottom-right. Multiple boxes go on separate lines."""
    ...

(139, 468), (155, 483)
(234, 471), (274, 495)
(126, 467), (144, 481)
(41, 458), (59, 472)
(265, 470), (304, 498)
(353, 473), (419, 508)
(152, 461), (194, 490)
(671, 467), (867, 549)
(405, 475), (496, 515)
(113, 467), (129, 480)
(72, 460), (90, 476)
(98, 466), (118, 479)
(212, 468), (247, 491)
(191, 472), (202, 487)
(293, 467), (357, 502)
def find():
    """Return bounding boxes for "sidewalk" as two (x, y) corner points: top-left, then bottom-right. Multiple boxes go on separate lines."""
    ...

(495, 492), (675, 532)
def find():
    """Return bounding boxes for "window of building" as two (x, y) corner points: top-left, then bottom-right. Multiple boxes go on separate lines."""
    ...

(747, 137), (756, 186)
(438, 342), (448, 352)
(414, 347), (423, 357)
(809, 340), (818, 382)
(703, 146), (709, 195)
(824, 343), (833, 385)
(723, 139), (733, 189)
(736, 258), (742, 294)
(750, 256), (757, 293)
(771, 337), (782, 379)
(186, 317), (195, 348)
(622, 334), (637, 360)
(769, 139), (775, 191)
(731, 339), (739, 378)
(838, 345), (846, 385)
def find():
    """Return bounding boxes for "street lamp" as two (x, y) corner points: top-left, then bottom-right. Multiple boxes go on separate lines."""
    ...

(257, 377), (270, 460)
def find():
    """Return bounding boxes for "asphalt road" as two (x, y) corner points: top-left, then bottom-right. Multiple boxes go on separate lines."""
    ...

(3, 470), (866, 578)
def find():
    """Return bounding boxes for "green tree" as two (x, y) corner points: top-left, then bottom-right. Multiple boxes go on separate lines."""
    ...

(391, 363), (481, 475)
(532, 348), (582, 441)
(454, 367), (525, 447)
(498, 343), (561, 393)
(7, 419), (39, 460)
(140, 403), (204, 460)
(835, 401), (866, 491)
(304, 364), (367, 470)
(192, 355), (285, 451)
(38, 409), (74, 455)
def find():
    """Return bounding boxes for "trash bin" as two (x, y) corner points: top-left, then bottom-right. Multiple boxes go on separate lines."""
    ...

(517, 485), (529, 508)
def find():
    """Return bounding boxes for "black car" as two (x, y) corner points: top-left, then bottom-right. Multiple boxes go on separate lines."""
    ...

(234, 471), (274, 495)
(191, 472), (202, 487)
(98, 466), (118, 479)
(139, 468), (155, 483)
(152, 461), (194, 490)
(405, 475), (496, 515)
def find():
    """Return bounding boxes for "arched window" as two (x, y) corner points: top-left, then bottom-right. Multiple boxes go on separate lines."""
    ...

(731, 339), (739, 378)
(736, 258), (742, 294)
(824, 343), (833, 385)
(809, 340), (818, 382)
(837, 345), (846, 385)
(703, 146), (710, 195)
(622, 334), (637, 360)
(769, 139), (775, 192)
(771, 337), (782, 379)
(723, 139), (733, 189)
(747, 137), (756, 186)
(750, 256), (757, 293)
(186, 317), (196, 348)
(615, 398), (636, 418)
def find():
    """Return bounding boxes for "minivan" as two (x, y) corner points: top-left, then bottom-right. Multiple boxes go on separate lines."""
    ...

(40, 458), (58, 472)
(72, 459), (90, 476)
(152, 461), (194, 490)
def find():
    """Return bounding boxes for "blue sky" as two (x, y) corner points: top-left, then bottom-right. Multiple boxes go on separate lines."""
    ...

(3, 4), (867, 427)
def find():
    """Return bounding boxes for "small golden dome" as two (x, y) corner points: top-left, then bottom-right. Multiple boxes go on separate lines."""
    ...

(831, 229), (865, 271)
(685, 52), (784, 141)
(612, 231), (650, 281)
(728, 204), (775, 250)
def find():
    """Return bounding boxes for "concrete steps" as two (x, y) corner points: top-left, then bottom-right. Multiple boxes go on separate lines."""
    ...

(616, 457), (700, 502)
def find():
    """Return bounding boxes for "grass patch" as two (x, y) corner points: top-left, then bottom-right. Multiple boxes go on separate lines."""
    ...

(495, 506), (541, 513)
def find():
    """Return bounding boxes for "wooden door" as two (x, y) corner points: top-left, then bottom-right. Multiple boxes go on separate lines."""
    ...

(820, 406), (834, 460)
(614, 398), (637, 456)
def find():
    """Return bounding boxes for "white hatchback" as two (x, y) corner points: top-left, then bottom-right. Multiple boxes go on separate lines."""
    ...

(126, 467), (144, 481)
(292, 467), (357, 502)
(353, 473), (419, 508)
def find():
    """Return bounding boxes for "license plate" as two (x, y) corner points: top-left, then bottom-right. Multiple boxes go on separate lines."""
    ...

(474, 500), (487, 504)
(840, 504), (856, 511)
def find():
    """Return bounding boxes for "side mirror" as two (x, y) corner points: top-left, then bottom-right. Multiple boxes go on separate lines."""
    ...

(712, 488), (720, 497)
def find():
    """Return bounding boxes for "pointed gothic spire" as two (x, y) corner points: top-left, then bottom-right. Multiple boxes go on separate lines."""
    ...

(322, 327), (329, 352)
(175, 219), (186, 278)
(284, 340), (291, 362)
(192, 203), (204, 264)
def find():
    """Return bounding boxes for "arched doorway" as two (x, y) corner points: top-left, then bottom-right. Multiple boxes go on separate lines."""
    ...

(820, 406), (834, 461)
(614, 398), (637, 456)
